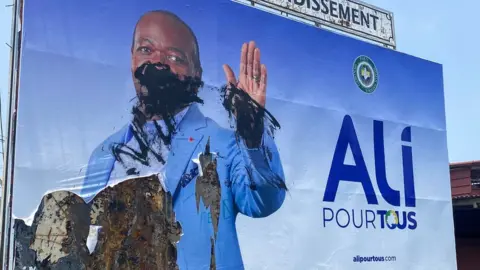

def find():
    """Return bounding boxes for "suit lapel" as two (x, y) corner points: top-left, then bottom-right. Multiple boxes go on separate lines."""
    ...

(165, 104), (207, 197)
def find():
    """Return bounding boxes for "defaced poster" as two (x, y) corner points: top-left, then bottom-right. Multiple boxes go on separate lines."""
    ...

(8, 0), (455, 269)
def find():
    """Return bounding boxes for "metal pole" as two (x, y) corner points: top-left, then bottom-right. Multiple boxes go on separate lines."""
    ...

(0, 0), (20, 268)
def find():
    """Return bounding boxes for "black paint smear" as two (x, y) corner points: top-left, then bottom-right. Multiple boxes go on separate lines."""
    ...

(218, 84), (286, 191)
(39, 255), (52, 268)
(112, 62), (204, 167)
(180, 167), (199, 188)
(219, 83), (280, 148)
(126, 168), (139, 176)
(134, 62), (204, 123)
(264, 146), (273, 162)
(245, 162), (287, 191)
(244, 166), (257, 190)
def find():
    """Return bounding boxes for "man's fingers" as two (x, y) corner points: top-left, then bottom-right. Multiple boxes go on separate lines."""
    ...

(222, 64), (237, 86)
(253, 48), (261, 93)
(247, 41), (256, 89)
(258, 64), (267, 106)
(240, 43), (248, 77)
(247, 41), (255, 77)
(260, 64), (267, 89)
(239, 43), (248, 87)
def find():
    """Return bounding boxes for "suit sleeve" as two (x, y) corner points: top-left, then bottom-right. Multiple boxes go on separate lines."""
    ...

(80, 126), (130, 203)
(80, 143), (115, 203)
(229, 126), (286, 218)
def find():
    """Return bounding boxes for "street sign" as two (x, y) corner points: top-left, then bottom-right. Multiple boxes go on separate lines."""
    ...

(237, 0), (396, 48)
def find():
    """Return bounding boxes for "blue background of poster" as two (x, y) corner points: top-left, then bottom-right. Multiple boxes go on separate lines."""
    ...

(13, 0), (455, 269)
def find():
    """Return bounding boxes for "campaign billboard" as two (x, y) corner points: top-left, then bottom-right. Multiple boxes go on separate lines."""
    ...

(7, 0), (455, 269)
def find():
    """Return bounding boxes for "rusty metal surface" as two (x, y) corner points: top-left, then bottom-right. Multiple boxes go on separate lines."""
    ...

(14, 175), (181, 270)
(193, 139), (221, 270)
(13, 219), (36, 269)
(89, 175), (181, 270)
(194, 138), (221, 240)
(30, 191), (91, 268)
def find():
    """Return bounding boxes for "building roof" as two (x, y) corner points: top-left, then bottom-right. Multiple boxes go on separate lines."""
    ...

(451, 160), (480, 200)
(453, 192), (480, 200)
(451, 160), (480, 168)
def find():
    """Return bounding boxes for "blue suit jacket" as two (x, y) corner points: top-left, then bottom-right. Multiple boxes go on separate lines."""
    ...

(80, 104), (286, 269)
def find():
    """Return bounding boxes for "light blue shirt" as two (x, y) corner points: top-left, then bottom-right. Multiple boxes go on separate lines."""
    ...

(108, 107), (189, 190)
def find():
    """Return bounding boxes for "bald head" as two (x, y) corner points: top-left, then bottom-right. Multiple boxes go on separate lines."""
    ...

(131, 10), (202, 85)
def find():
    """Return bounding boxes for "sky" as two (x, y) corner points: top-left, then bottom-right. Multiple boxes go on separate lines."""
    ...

(0, 0), (478, 164)
(364, 0), (480, 163)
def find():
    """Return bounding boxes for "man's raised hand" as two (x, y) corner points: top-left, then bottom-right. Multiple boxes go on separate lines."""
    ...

(222, 40), (267, 107)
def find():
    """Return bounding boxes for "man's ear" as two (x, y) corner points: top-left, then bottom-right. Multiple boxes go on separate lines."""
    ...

(193, 67), (203, 93)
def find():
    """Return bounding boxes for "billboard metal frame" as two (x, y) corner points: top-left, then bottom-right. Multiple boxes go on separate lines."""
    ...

(235, 0), (396, 49)
(0, 0), (22, 268)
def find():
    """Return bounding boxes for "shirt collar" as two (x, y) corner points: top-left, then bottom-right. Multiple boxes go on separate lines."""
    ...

(142, 106), (190, 135)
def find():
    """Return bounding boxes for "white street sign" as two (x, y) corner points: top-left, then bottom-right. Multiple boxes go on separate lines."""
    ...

(238, 0), (396, 48)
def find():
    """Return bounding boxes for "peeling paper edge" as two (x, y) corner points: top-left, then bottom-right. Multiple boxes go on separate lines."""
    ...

(14, 171), (169, 224)
(86, 225), (102, 254)
(13, 206), (38, 226)
(105, 172), (168, 193)
(192, 151), (219, 177)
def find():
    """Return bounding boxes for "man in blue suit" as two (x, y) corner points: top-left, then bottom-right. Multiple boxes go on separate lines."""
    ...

(81, 10), (286, 269)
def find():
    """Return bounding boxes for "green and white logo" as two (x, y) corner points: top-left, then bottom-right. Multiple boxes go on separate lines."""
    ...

(353, 55), (378, 93)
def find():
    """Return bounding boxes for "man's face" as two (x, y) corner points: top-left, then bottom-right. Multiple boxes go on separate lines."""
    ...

(131, 13), (200, 94)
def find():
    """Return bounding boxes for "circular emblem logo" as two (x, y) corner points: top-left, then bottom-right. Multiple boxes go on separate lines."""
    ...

(353, 55), (378, 93)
